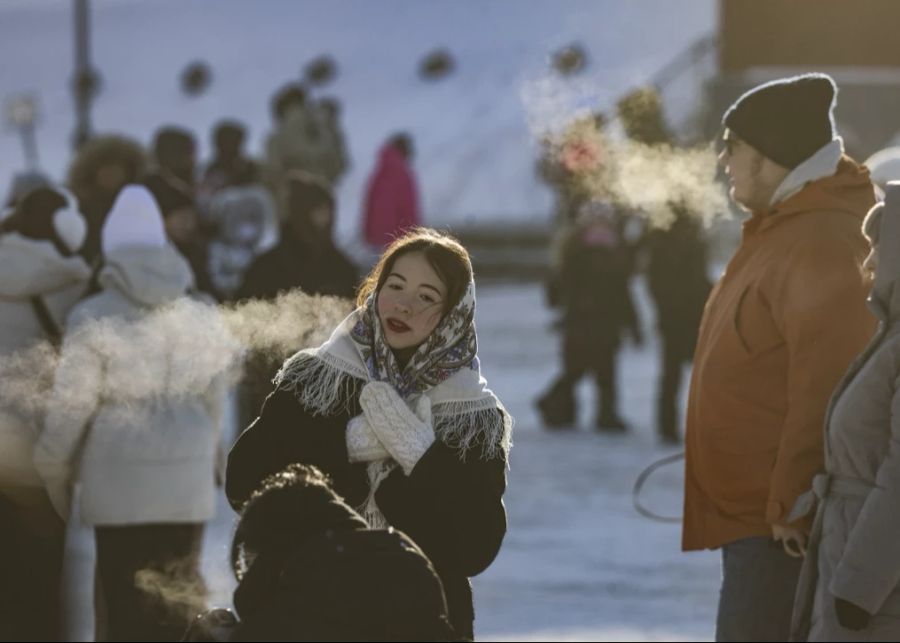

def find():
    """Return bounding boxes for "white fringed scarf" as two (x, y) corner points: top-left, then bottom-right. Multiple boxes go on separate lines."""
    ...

(273, 281), (512, 525)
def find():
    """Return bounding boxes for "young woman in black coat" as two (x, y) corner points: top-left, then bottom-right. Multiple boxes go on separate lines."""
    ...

(226, 227), (512, 639)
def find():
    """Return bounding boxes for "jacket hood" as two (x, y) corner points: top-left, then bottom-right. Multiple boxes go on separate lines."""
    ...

(0, 233), (91, 299)
(770, 138), (844, 206)
(758, 154), (876, 233)
(99, 244), (194, 307)
(872, 182), (900, 318)
(101, 185), (169, 255)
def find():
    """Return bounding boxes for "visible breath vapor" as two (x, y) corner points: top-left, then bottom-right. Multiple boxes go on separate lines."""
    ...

(0, 290), (353, 423)
(522, 74), (728, 228)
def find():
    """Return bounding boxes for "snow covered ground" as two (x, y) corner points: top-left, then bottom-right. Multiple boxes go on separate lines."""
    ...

(62, 279), (722, 642)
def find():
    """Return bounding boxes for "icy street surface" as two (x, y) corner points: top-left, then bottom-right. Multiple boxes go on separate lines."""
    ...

(62, 280), (721, 642)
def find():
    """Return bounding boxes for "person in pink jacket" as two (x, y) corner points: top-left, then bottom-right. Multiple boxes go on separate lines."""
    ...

(362, 133), (421, 250)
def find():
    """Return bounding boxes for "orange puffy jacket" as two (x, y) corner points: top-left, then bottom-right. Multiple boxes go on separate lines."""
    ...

(682, 158), (877, 551)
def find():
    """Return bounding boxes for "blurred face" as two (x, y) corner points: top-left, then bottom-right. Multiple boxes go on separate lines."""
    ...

(164, 206), (197, 244)
(95, 163), (128, 194)
(309, 204), (332, 232)
(377, 251), (447, 351)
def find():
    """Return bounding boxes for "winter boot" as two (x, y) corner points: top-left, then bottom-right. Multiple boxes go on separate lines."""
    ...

(596, 412), (628, 432)
(536, 379), (577, 429)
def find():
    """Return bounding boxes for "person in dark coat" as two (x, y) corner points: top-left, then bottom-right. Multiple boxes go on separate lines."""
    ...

(144, 174), (218, 300)
(152, 126), (197, 196)
(187, 463), (457, 642)
(235, 173), (359, 425)
(617, 86), (712, 444)
(66, 134), (147, 265)
(643, 208), (711, 444)
(536, 201), (642, 431)
(226, 228), (512, 640)
(238, 172), (358, 301)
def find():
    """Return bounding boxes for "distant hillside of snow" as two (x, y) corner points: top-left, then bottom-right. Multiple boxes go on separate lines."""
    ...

(0, 0), (715, 244)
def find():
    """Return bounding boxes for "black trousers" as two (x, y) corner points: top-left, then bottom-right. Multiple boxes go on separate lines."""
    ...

(0, 487), (66, 642)
(94, 523), (207, 642)
(657, 334), (692, 439)
(540, 329), (620, 425)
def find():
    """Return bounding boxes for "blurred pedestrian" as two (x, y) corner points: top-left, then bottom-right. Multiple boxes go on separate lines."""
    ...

(536, 201), (642, 431)
(144, 174), (218, 300)
(361, 133), (421, 251)
(238, 172), (357, 302)
(236, 173), (357, 432)
(200, 120), (260, 199)
(317, 97), (350, 186)
(66, 134), (146, 265)
(205, 185), (278, 301)
(643, 209), (711, 444)
(0, 186), (89, 641)
(617, 86), (712, 444)
(34, 185), (228, 642)
(264, 83), (345, 217)
(152, 126), (197, 197)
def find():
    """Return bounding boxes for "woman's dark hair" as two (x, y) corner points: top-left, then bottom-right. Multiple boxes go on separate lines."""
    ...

(357, 227), (473, 314)
(1, 187), (73, 256)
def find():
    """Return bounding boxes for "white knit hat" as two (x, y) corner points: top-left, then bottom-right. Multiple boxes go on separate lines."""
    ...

(101, 184), (168, 254)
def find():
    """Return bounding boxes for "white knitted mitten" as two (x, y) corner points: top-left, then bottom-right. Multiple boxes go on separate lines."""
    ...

(359, 381), (435, 475)
(345, 413), (391, 463)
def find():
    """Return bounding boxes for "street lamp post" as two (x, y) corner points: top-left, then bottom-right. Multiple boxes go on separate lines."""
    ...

(72, 0), (98, 151)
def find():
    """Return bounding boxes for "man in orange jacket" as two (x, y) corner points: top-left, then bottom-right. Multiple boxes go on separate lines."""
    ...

(682, 73), (877, 641)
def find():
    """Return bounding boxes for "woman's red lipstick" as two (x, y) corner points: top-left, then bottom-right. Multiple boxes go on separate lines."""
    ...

(386, 318), (411, 333)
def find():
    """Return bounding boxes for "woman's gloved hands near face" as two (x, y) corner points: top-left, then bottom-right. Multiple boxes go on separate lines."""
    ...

(358, 381), (435, 475)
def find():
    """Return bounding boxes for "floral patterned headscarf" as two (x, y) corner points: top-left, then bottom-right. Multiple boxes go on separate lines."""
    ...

(350, 281), (478, 399)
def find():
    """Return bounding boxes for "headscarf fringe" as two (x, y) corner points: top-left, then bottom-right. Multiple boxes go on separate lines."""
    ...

(433, 400), (513, 462)
(274, 351), (365, 417)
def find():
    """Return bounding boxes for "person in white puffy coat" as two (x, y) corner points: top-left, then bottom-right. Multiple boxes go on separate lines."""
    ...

(34, 185), (231, 642)
(0, 186), (90, 641)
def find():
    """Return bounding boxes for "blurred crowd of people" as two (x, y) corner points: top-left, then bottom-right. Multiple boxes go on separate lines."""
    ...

(535, 86), (711, 445)
(8, 52), (900, 643)
(0, 77), (431, 642)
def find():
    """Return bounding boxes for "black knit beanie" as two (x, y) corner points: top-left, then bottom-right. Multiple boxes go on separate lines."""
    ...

(723, 73), (837, 169)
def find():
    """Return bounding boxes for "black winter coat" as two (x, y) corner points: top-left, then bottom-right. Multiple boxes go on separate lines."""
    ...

(226, 364), (508, 640)
(644, 212), (711, 357)
(236, 234), (359, 302)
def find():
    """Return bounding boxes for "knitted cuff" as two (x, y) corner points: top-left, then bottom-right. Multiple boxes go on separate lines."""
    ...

(360, 382), (435, 475)
(346, 414), (390, 463)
